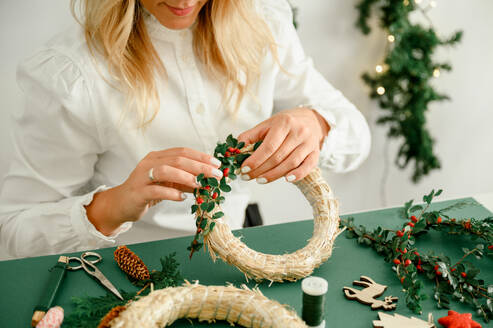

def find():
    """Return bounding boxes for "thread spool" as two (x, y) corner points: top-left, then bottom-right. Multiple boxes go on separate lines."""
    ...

(301, 276), (328, 328)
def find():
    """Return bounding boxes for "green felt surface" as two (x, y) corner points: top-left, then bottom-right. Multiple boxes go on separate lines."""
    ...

(0, 198), (491, 327)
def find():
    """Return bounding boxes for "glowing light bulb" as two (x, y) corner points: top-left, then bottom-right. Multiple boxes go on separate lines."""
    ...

(375, 65), (384, 73)
(387, 35), (395, 43)
(377, 86), (386, 95)
(433, 68), (440, 78)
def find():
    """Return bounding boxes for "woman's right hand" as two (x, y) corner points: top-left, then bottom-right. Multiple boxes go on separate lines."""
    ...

(85, 147), (223, 236)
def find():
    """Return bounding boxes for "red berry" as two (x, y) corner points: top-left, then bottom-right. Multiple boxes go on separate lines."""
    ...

(402, 248), (407, 254)
(228, 147), (235, 152)
(197, 228), (202, 233)
(223, 167), (229, 177)
(451, 268), (456, 272)
(196, 197), (204, 204)
(437, 217), (442, 224)
(212, 192), (218, 199)
(414, 251), (420, 256)
(464, 221), (472, 230)
(205, 186), (211, 190)
(225, 151), (231, 157)
(417, 264), (422, 271)
(393, 259), (401, 265)
(408, 222), (415, 227)
(461, 272), (467, 278)
(434, 265), (439, 271)
(400, 277), (405, 284)
(404, 259), (412, 267)
(192, 239), (198, 245)
(410, 215), (418, 223)
(436, 270), (442, 276)
(488, 245), (493, 250)
(234, 148), (241, 154)
(396, 230), (404, 237)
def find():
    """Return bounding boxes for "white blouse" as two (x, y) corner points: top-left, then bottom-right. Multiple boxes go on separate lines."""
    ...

(0, 0), (370, 259)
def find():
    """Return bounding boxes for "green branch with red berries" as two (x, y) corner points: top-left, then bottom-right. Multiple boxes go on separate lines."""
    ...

(340, 190), (493, 322)
(187, 135), (262, 259)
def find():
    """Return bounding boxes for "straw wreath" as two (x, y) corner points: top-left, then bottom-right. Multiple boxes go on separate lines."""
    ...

(108, 281), (307, 328)
(202, 164), (342, 282)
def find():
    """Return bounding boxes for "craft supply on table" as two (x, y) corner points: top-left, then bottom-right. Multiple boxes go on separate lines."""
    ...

(67, 251), (123, 300)
(343, 275), (398, 310)
(301, 276), (328, 328)
(373, 312), (435, 328)
(35, 306), (64, 328)
(114, 245), (150, 281)
(31, 256), (68, 327)
(437, 310), (482, 328)
(103, 281), (308, 327)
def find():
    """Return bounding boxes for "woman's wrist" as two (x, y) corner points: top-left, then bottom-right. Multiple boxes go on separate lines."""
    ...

(84, 187), (125, 236)
(309, 109), (331, 148)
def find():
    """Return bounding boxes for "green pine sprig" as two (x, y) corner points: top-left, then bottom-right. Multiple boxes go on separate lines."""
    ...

(341, 190), (493, 322)
(355, 0), (462, 182)
(188, 134), (261, 259)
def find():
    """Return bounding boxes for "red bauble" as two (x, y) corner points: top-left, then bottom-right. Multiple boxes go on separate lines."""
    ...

(438, 310), (482, 328)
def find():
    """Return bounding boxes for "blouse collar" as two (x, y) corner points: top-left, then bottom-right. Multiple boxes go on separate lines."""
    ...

(142, 9), (195, 43)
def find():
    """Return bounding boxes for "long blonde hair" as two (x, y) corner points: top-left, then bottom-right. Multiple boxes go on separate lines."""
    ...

(71, 0), (277, 129)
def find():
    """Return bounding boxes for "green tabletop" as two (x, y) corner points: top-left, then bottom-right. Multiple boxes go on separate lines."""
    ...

(1, 198), (491, 327)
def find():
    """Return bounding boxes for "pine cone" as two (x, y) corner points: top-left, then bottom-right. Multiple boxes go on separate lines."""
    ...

(98, 305), (126, 328)
(114, 245), (150, 280)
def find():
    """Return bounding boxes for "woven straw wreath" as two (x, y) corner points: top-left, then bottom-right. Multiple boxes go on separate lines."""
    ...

(200, 165), (341, 282)
(108, 281), (307, 328)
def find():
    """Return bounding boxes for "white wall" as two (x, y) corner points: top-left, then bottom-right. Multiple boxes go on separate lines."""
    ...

(1, 1), (492, 229)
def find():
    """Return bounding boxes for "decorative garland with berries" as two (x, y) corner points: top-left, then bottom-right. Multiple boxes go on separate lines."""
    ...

(188, 135), (342, 283)
(341, 190), (493, 322)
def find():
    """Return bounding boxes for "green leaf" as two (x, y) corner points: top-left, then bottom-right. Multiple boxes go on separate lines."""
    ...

(207, 202), (215, 212)
(212, 212), (224, 219)
(191, 204), (198, 214)
(410, 205), (424, 212)
(209, 221), (216, 232)
(196, 173), (205, 182)
(237, 141), (245, 149)
(208, 178), (219, 187)
(200, 202), (209, 211)
(253, 140), (263, 151)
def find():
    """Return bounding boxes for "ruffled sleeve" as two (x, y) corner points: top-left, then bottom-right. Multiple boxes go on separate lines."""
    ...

(261, 0), (371, 173)
(0, 49), (131, 259)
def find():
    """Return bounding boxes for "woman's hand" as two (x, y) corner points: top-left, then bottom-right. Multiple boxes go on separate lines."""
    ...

(85, 147), (223, 236)
(237, 107), (330, 184)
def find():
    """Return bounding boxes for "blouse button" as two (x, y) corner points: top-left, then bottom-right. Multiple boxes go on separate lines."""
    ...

(196, 104), (205, 114)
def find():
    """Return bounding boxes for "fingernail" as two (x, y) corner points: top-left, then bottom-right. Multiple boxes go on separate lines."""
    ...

(286, 175), (296, 182)
(213, 168), (223, 178)
(181, 193), (187, 200)
(211, 157), (221, 167)
(241, 174), (250, 181)
(241, 166), (251, 173)
(256, 177), (267, 184)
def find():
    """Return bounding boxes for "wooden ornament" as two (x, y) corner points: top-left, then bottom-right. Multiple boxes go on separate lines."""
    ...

(373, 312), (435, 328)
(437, 310), (482, 328)
(343, 276), (398, 310)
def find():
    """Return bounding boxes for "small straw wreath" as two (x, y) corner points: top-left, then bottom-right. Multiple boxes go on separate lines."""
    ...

(203, 165), (342, 282)
(107, 281), (307, 328)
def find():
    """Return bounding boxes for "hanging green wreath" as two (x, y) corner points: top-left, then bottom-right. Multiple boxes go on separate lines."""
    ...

(355, 0), (462, 182)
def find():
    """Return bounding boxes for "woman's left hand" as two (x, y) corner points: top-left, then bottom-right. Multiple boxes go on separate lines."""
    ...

(237, 107), (330, 183)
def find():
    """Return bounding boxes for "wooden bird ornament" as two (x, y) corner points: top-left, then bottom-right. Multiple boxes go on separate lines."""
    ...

(343, 275), (398, 310)
(373, 312), (436, 328)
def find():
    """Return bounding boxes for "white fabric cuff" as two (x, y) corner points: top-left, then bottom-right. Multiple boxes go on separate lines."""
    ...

(70, 185), (133, 249)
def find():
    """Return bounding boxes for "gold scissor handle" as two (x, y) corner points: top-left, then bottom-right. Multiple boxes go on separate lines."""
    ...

(66, 251), (102, 271)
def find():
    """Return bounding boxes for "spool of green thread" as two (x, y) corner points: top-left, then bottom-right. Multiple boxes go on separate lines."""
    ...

(301, 276), (328, 328)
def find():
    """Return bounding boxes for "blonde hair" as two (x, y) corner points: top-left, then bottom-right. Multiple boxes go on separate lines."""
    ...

(71, 0), (278, 129)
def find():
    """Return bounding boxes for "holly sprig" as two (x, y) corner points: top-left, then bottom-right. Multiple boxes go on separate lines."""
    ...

(187, 135), (262, 259)
(341, 190), (493, 322)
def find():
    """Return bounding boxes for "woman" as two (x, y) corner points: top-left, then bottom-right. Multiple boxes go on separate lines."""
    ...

(0, 0), (370, 258)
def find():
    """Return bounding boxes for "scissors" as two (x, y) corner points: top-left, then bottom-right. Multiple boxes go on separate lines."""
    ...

(67, 251), (123, 300)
